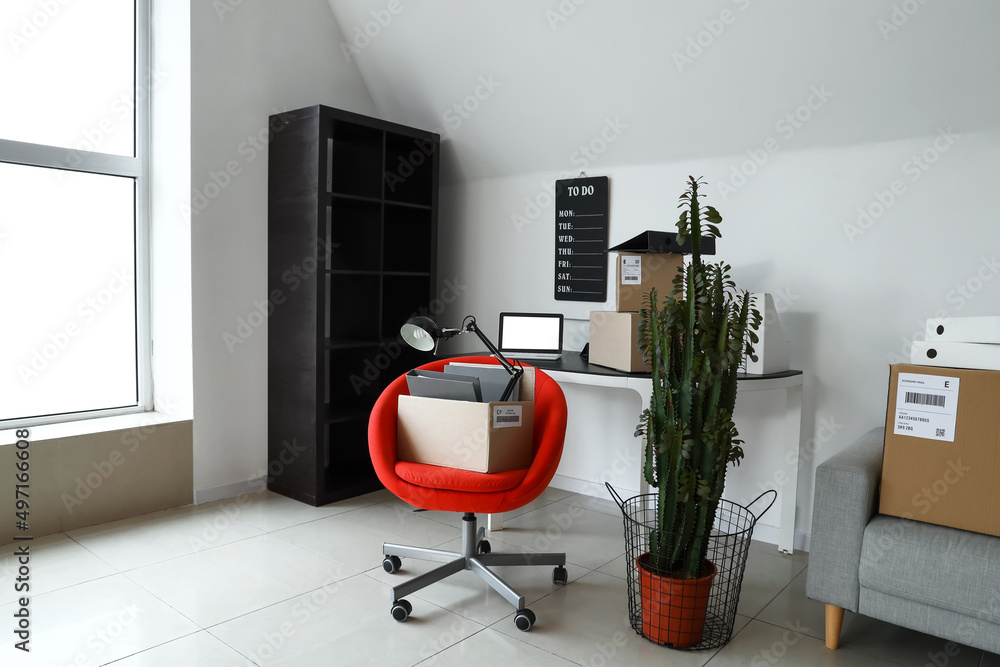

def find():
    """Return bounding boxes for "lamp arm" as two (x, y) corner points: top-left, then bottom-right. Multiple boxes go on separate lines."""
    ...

(464, 319), (523, 401)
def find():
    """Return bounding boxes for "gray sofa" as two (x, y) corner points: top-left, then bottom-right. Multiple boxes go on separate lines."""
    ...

(806, 427), (1000, 653)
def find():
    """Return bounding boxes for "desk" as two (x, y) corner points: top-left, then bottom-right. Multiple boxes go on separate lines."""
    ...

(497, 355), (804, 554)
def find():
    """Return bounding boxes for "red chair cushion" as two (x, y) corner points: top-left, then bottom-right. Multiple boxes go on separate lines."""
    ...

(394, 460), (528, 493)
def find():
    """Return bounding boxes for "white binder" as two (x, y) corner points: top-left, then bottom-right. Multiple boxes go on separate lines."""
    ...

(925, 316), (1000, 344)
(911, 340), (1000, 371)
(744, 293), (790, 374)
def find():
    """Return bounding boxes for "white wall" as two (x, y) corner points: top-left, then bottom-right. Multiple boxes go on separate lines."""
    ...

(439, 128), (1000, 547)
(185, 1), (1000, 548)
(190, 0), (376, 500)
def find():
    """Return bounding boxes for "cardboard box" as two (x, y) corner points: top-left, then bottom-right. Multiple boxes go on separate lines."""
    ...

(589, 311), (649, 372)
(396, 367), (535, 473)
(615, 252), (684, 313)
(880, 363), (1000, 537)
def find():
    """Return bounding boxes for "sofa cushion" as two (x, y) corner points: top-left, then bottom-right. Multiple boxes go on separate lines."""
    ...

(859, 514), (1000, 625)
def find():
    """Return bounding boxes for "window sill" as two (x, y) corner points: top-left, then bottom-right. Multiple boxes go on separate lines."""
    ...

(0, 409), (192, 446)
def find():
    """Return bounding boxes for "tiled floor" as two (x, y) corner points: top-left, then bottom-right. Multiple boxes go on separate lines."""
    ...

(1, 487), (998, 666)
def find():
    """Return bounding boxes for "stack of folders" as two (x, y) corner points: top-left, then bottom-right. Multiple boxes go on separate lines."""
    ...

(405, 369), (482, 402)
(911, 316), (1000, 371)
(405, 363), (523, 403)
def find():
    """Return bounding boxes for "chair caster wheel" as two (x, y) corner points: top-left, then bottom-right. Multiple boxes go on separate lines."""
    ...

(383, 555), (402, 574)
(552, 566), (568, 585)
(514, 608), (536, 631)
(477, 540), (491, 555)
(391, 599), (412, 622)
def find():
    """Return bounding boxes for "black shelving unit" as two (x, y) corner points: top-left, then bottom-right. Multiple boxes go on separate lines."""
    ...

(268, 105), (439, 506)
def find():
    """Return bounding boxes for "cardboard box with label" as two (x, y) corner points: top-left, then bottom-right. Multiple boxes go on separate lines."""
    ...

(615, 252), (684, 313)
(880, 363), (1000, 537)
(588, 311), (649, 372)
(396, 367), (535, 473)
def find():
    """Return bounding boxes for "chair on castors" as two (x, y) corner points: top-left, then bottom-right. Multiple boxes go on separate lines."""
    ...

(368, 355), (569, 631)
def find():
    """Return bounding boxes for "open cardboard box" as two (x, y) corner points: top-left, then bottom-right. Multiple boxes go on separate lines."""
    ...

(397, 366), (535, 473)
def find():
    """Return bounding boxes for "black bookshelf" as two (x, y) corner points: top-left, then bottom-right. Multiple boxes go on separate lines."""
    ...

(267, 105), (439, 506)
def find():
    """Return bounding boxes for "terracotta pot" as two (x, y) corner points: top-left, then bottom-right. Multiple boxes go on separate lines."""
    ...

(637, 554), (717, 648)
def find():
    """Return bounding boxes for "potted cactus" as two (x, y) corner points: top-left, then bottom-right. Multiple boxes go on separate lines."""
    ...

(633, 176), (761, 647)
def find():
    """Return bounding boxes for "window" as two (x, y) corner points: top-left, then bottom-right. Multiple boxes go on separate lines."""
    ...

(0, 1), (151, 426)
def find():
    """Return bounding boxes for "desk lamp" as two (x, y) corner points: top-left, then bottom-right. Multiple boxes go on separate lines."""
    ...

(400, 315), (523, 401)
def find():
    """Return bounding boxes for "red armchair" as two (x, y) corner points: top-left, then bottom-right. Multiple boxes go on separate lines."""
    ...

(368, 355), (568, 631)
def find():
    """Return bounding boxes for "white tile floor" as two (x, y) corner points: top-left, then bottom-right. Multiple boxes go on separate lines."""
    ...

(1, 487), (997, 666)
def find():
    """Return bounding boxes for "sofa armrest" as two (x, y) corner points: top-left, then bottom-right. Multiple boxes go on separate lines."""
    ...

(805, 426), (884, 612)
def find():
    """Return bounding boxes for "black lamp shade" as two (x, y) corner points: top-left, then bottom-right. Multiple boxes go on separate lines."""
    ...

(400, 316), (440, 351)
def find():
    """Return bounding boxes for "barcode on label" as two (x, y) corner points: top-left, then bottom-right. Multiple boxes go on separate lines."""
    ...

(936, 428), (945, 437)
(904, 391), (946, 408)
(496, 416), (520, 423)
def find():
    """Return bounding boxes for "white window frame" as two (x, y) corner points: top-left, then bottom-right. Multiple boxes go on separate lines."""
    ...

(0, 0), (152, 428)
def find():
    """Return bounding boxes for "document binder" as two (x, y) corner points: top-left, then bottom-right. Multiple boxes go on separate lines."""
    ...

(444, 362), (521, 402)
(926, 316), (1000, 344)
(911, 340), (1000, 372)
(405, 370), (482, 402)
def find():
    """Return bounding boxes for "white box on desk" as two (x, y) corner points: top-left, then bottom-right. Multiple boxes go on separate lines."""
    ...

(588, 311), (649, 372)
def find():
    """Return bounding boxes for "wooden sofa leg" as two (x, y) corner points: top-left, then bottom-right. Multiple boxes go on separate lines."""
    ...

(825, 604), (845, 649)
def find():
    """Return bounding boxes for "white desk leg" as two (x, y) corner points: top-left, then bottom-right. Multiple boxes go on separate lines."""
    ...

(630, 378), (653, 495)
(780, 383), (803, 554)
(488, 513), (503, 531)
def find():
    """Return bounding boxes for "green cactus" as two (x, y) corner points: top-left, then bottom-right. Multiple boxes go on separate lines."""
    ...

(636, 176), (761, 578)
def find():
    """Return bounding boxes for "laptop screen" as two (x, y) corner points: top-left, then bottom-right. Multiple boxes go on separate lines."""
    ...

(498, 312), (564, 355)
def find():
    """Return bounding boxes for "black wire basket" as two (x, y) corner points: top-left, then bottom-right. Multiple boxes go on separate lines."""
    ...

(607, 484), (776, 650)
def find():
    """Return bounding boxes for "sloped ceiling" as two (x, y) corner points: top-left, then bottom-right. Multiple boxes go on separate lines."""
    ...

(326, 0), (1000, 184)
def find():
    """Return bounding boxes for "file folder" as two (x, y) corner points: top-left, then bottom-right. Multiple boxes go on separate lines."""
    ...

(405, 369), (482, 402)
(443, 362), (521, 402)
(911, 340), (1000, 372)
(926, 316), (1000, 344)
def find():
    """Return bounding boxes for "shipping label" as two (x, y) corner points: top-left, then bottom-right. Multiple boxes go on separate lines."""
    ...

(493, 405), (522, 429)
(893, 372), (960, 442)
(621, 256), (641, 285)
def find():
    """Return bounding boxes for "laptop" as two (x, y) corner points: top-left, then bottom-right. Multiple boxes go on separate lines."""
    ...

(497, 312), (564, 361)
